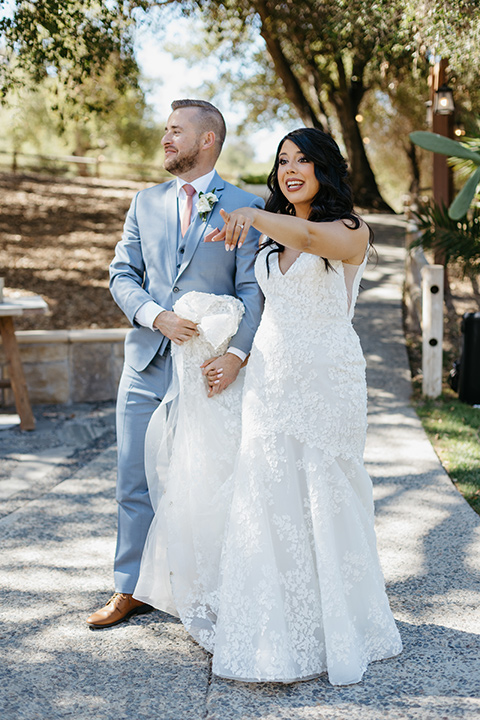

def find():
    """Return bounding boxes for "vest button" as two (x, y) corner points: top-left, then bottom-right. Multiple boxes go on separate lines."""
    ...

(173, 286), (180, 293)
(179, 247), (185, 254)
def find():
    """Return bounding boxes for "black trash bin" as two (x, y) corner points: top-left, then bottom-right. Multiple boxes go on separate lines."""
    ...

(458, 311), (480, 405)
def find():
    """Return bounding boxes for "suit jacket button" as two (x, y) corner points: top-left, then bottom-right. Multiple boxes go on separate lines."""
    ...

(173, 286), (180, 293)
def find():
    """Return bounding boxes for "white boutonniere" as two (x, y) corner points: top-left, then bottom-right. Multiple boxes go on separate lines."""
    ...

(196, 190), (219, 222)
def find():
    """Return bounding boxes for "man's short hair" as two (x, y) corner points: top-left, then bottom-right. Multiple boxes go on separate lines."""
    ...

(171, 99), (226, 155)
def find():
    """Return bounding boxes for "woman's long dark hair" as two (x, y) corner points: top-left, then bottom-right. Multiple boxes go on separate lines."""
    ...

(260, 127), (373, 271)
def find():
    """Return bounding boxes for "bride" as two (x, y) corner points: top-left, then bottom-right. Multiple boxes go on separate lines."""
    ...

(134, 127), (402, 685)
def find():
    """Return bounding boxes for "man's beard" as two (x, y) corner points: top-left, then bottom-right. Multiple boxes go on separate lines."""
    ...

(164, 142), (201, 175)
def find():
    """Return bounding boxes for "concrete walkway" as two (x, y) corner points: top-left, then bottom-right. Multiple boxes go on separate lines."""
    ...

(1, 216), (479, 720)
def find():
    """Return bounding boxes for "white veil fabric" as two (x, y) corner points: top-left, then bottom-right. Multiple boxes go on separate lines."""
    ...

(135, 291), (245, 646)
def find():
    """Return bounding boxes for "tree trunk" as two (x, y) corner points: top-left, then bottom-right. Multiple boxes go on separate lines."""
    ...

(329, 77), (392, 211)
(73, 127), (92, 177)
(406, 140), (421, 198)
(256, 0), (326, 131)
(255, 3), (391, 210)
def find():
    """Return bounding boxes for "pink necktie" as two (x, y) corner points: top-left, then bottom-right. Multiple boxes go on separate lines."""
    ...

(181, 184), (196, 236)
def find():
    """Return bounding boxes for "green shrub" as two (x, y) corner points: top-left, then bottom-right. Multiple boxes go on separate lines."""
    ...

(239, 173), (269, 185)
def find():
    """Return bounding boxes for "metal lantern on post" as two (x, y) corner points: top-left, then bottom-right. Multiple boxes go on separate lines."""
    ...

(433, 85), (455, 115)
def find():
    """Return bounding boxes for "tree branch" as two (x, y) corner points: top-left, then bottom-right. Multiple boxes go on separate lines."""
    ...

(254, 0), (325, 130)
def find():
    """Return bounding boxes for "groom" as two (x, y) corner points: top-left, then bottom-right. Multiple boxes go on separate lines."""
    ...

(86, 99), (264, 628)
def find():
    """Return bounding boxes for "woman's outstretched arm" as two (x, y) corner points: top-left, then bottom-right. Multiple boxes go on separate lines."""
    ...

(213, 207), (369, 263)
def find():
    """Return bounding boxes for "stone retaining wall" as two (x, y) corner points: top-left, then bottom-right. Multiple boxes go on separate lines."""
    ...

(0, 328), (128, 405)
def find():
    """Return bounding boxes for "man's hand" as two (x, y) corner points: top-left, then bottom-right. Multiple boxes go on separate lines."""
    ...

(201, 353), (243, 397)
(153, 310), (198, 345)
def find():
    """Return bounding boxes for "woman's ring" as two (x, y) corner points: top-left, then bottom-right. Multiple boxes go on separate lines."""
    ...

(238, 224), (244, 229)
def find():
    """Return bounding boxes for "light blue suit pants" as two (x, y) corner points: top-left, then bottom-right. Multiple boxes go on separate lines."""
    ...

(114, 350), (172, 593)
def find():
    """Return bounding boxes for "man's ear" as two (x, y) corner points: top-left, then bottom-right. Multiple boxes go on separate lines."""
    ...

(201, 130), (216, 150)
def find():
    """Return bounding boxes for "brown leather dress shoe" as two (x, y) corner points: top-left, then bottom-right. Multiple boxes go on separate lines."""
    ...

(86, 593), (153, 629)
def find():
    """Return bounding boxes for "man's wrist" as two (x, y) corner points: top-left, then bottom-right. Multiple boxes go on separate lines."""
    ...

(136, 301), (166, 330)
(227, 346), (247, 362)
(225, 351), (243, 365)
(153, 310), (166, 328)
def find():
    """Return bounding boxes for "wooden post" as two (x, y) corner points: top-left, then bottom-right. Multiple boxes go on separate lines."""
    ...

(421, 264), (444, 398)
(431, 59), (454, 209)
(0, 317), (36, 430)
(430, 59), (454, 269)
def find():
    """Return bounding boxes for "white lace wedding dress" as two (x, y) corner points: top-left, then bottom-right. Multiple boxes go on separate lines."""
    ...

(135, 249), (402, 686)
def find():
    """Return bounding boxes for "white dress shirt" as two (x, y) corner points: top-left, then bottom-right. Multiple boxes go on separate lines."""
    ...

(134, 169), (246, 362)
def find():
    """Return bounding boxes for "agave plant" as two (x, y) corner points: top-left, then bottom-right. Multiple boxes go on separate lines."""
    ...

(409, 131), (480, 220)
(448, 138), (480, 185)
(411, 201), (480, 286)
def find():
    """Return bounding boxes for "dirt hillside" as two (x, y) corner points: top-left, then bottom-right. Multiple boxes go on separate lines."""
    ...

(0, 173), (156, 331)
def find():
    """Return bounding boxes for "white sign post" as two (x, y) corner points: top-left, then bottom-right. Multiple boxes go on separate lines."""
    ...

(421, 264), (444, 398)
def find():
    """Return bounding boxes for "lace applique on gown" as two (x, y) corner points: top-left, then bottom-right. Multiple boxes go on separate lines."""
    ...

(136, 253), (402, 687)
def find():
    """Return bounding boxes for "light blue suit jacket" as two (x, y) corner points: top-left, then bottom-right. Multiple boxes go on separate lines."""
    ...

(110, 171), (265, 372)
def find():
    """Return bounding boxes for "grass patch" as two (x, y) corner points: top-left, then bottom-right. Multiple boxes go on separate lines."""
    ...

(413, 384), (480, 515)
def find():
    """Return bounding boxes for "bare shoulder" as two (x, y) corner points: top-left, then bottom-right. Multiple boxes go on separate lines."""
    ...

(341, 217), (370, 264)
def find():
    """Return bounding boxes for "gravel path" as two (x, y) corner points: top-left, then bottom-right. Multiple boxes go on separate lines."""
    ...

(1, 216), (479, 719)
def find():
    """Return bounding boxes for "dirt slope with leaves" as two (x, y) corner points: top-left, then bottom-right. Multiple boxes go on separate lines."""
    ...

(0, 173), (152, 331)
